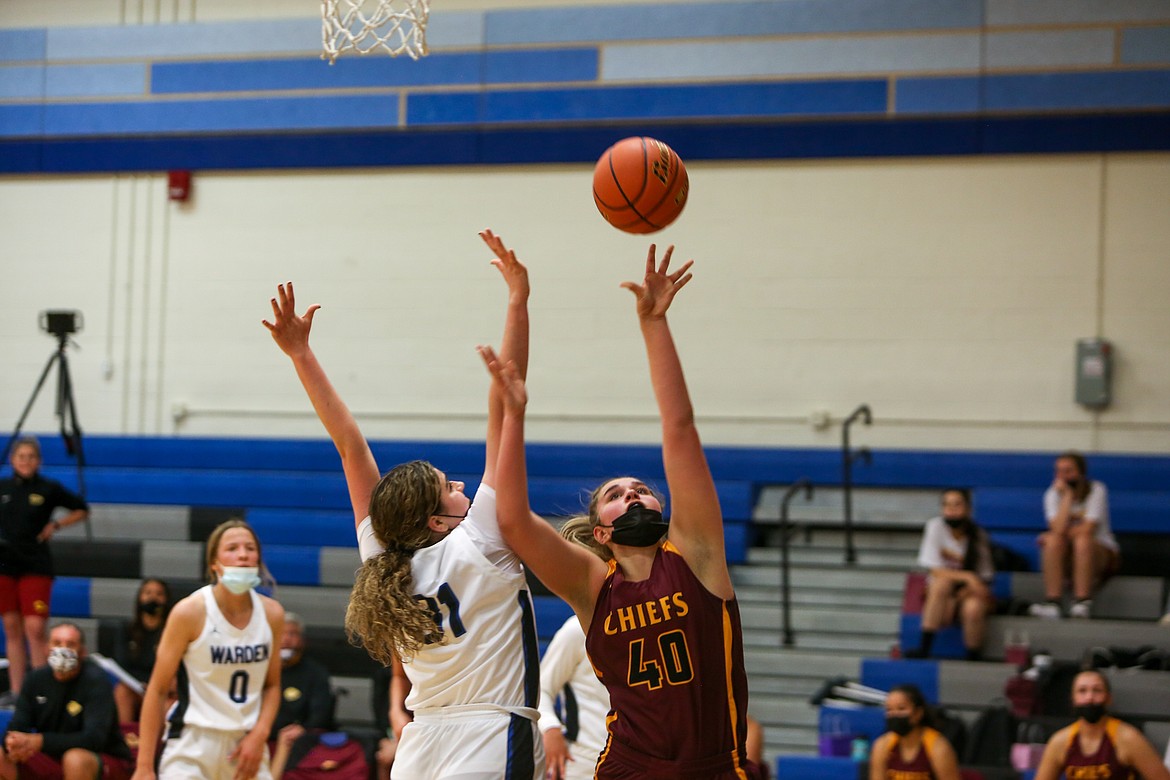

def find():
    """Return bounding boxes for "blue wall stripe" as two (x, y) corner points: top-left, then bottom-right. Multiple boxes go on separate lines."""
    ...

(2, 113), (1167, 175)
(487, 0), (984, 45)
(986, 0), (1170, 26)
(407, 80), (888, 126)
(9, 95), (400, 137)
(151, 49), (597, 94)
(1121, 26), (1170, 65)
(0, 66), (45, 99)
(896, 75), (983, 114)
(0, 29), (47, 63)
(897, 70), (1170, 113)
(984, 69), (1170, 111)
(45, 18), (321, 61)
(0, 104), (44, 137)
(983, 29), (1116, 68)
(602, 35), (980, 81)
(45, 63), (147, 98)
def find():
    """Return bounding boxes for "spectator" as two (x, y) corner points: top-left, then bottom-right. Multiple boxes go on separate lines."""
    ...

(1034, 669), (1169, 780)
(904, 489), (994, 661)
(868, 683), (961, 780)
(268, 612), (334, 780)
(113, 579), (172, 724)
(0, 436), (89, 702)
(1029, 452), (1120, 619)
(0, 621), (133, 780)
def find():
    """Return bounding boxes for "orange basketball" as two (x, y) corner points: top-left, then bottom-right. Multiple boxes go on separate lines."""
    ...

(592, 136), (689, 234)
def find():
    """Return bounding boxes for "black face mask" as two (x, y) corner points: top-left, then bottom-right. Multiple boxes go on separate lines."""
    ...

(944, 517), (968, 530)
(1065, 478), (1082, 489)
(886, 716), (913, 736)
(1073, 703), (1106, 724)
(604, 506), (669, 548)
(138, 600), (165, 617)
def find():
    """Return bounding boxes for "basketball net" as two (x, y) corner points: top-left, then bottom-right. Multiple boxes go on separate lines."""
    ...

(321, 0), (430, 63)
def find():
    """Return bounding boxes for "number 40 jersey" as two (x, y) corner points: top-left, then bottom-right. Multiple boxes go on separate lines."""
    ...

(170, 585), (274, 736)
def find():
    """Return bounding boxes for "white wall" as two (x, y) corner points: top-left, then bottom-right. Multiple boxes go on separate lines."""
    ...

(3, 153), (1168, 452)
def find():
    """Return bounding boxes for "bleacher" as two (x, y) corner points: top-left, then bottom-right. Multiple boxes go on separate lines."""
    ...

(17, 435), (1170, 774)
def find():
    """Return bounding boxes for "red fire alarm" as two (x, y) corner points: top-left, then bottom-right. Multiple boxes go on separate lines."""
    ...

(167, 170), (192, 202)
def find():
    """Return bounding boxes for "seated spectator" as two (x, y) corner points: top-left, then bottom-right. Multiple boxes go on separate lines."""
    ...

(0, 436), (89, 705)
(868, 683), (961, 780)
(0, 621), (132, 780)
(904, 488), (993, 660)
(1029, 451), (1120, 619)
(112, 578), (172, 724)
(269, 612), (334, 780)
(1034, 668), (1169, 780)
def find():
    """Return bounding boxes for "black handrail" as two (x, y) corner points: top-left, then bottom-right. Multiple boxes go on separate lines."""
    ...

(779, 478), (813, 647)
(841, 404), (872, 564)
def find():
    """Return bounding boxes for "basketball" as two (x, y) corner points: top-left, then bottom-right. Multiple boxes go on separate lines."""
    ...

(593, 136), (689, 234)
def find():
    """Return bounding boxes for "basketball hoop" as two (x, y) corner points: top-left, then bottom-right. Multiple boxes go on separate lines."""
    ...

(321, 0), (430, 63)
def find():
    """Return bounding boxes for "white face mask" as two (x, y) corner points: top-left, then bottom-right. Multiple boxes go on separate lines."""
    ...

(280, 648), (296, 662)
(220, 566), (261, 594)
(48, 646), (79, 674)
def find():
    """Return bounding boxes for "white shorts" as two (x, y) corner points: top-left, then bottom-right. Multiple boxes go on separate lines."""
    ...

(159, 723), (273, 780)
(392, 709), (544, 780)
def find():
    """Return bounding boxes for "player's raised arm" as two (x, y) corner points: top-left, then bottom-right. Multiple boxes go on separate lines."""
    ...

(264, 282), (380, 532)
(621, 245), (732, 599)
(480, 346), (607, 618)
(480, 229), (530, 490)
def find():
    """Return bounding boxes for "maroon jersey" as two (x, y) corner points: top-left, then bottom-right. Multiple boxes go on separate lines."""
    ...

(884, 728), (940, 780)
(585, 540), (752, 778)
(1063, 718), (1135, 780)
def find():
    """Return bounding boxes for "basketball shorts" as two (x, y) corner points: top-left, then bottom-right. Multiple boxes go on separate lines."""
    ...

(18, 750), (131, 780)
(159, 724), (272, 780)
(0, 574), (53, 617)
(391, 708), (544, 780)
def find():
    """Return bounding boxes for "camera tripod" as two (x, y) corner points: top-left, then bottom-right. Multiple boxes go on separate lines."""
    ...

(3, 332), (92, 541)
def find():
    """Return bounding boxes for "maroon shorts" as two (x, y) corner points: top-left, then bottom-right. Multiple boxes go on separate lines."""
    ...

(18, 751), (132, 780)
(596, 739), (763, 780)
(0, 574), (53, 618)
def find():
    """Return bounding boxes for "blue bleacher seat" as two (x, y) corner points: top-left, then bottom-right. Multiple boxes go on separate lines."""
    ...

(51, 577), (92, 618)
(775, 755), (861, 780)
(861, 658), (939, 704)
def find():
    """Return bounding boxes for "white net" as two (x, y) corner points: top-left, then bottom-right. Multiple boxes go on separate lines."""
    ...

(321, 0), (430, 63)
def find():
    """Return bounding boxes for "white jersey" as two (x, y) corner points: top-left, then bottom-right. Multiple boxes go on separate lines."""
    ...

(537, 617), (610, 779)
(1044, 479), (1118, 551)
(170, 585), (274, 734)
(917, 517), (994, 582)
(358, 484), (540, 718)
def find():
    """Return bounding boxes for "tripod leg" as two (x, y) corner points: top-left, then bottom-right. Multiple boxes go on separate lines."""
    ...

(2, 351), (59, 463)
(55, 350), (92, 542)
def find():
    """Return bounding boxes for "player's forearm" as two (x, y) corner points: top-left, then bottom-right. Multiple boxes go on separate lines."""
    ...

(639, 316), (694, 432)
(289, 349), (365, 459)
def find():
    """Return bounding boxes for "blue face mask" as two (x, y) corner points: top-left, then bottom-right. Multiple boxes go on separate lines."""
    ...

(220, 566), (260, 594)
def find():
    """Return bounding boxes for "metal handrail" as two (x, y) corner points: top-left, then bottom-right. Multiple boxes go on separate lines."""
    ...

(779, 478), (813, 647)
(841, 404), (872, 564)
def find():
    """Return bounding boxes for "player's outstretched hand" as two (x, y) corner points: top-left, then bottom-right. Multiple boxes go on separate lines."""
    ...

(263, 281), (320, 358)
(480, 228), (530, 305)
(478, 345), (526, 414)
(621, 244), (693, 321)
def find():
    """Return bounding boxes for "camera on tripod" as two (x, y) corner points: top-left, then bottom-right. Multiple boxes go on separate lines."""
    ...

(39, 310), (82, 339)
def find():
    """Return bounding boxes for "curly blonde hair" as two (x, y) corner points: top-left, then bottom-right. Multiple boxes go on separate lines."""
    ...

(345, 460), (444, 665)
